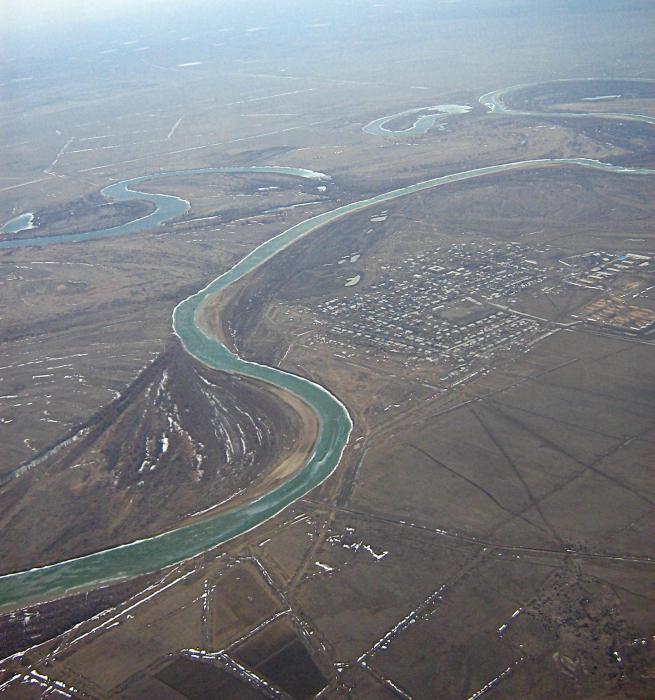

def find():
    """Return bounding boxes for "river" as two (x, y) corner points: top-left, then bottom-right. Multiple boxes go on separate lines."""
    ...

(1, 82), (654, 608)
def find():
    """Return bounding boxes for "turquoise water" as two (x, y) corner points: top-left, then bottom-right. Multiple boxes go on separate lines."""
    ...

(480, 78), (655, 125)
(2, 155), (655, 609)
(363, 104), (472, 137)
(0, 166), (328, 250)
(1, 212), (35, 235)
(2, 84), (655, 609)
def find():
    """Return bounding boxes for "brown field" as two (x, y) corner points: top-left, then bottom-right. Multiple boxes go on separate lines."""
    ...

(2, 2), (655, 698)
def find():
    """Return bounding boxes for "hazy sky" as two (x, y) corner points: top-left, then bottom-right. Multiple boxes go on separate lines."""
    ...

(0, 0), (193, 28)
(3, 0), (654, 29)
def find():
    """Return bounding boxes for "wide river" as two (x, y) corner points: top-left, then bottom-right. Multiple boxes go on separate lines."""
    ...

(1, 83), (654, 608)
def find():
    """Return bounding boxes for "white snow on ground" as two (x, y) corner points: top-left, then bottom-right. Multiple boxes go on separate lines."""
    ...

(466, 659), (523, 700)
(497, 607), (523, 637)
(315, 561), (334, 573)
(326, 528), (388, 560)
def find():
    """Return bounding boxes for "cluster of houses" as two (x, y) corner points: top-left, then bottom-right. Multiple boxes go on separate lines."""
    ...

(577, 298), (655, 335)
(307, 240), (549, 380)
(567, 251), (652, 290)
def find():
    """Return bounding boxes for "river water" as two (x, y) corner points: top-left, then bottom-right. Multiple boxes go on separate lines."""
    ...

(0, 167), (328, 250)
(1, 85), (655, 608)
(362, 104), (472, 136)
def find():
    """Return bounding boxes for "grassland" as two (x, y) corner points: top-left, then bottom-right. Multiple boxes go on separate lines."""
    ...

(2, 2), (655, 698)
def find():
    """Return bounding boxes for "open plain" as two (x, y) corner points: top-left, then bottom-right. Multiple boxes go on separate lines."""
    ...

(1, 1), (655, 698)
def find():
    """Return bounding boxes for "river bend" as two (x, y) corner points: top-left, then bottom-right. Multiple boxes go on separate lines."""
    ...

(1, 83), (655, 608)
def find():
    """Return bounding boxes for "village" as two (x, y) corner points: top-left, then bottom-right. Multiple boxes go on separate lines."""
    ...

(305, 240), (552, 383)
(303, 239), (655, 386)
